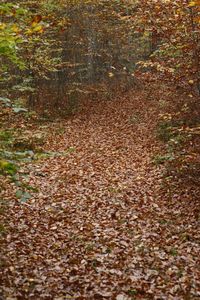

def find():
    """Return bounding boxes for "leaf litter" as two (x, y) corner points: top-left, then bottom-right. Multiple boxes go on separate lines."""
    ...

(0, 89), (199, 299)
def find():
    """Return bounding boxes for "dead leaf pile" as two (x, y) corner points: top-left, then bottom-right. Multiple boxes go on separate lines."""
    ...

(0, 89), (199, 299)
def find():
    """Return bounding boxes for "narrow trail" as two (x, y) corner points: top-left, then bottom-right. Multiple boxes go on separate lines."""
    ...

(1, 91), (200, 299)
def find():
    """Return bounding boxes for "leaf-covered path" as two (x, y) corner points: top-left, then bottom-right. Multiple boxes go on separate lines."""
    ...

(1, 91), (200, 299)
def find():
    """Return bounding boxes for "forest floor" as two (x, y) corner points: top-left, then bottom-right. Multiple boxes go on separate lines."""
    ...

(0, 86), (200, 299)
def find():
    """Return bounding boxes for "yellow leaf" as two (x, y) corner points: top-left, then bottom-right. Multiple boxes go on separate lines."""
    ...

(188, 0), (200, 7)
(26, 25), (44, 35)
(0, 160), (9, 168)
(0, 22), (6, 30)
(33, 24), (44, 33)
(12, 24), (20, 34)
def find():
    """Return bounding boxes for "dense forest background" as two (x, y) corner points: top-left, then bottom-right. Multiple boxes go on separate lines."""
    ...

(0, 1), (200, 299)
(1, 0), (199, 113)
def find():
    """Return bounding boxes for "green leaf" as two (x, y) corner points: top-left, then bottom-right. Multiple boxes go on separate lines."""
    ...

(20, 191), (31, 203)
(16, 189), (23, 199)
(12, 107), (28, 113)
(16, 190), (32, 202)
(0, 97), (11, 107)
(0, 160), (17, 175)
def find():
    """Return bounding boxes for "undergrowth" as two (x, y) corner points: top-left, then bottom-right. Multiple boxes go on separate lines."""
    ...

(154, 91), (200, 191)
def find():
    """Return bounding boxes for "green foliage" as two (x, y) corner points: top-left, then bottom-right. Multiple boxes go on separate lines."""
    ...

(153, 153), (175, 166)
(0, 2), (27, 69)
(0, 160), (18, 175)
(0, 97), (11, 107)
(12, 107), (27, 113)
(35, 147), (76, 160)
(155, 117), (188, 169)
(0, 126), (42, 204)
(0, 96), (28, 112)
(157, 121), (174, 142)
(157, 118), (184, 143)
(0, 28), (25, 68)
(0, 130), (13, 143)
(16, 190), (32, 203)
